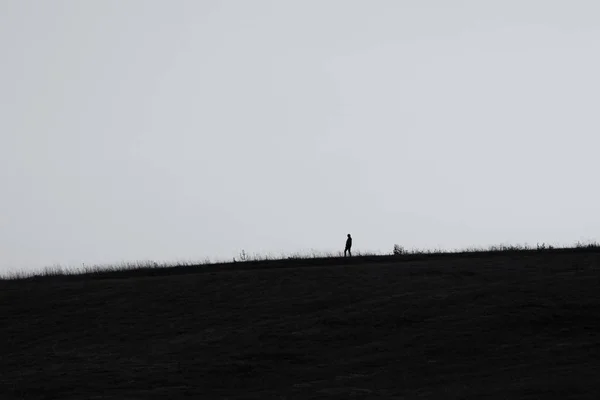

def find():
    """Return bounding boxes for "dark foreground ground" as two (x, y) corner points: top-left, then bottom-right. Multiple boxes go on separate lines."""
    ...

(2, 250), (600, 399)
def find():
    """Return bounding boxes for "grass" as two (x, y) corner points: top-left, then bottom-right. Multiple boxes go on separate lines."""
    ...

(2, 241), (599, 281)
(2, 242), (600, 399)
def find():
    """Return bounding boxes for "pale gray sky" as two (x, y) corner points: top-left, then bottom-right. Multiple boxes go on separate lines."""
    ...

(2, 1), (599, 272)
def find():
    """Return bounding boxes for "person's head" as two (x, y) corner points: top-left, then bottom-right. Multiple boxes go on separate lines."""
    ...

(347, 234), (351, 238)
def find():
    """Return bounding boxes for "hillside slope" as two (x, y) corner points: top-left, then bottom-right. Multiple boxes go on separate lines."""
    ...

(2, 250), (600, 399)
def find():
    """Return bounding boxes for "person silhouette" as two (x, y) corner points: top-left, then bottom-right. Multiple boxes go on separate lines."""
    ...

(344, 234), (352, 257)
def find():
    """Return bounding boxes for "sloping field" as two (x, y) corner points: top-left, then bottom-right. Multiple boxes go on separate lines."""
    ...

(2, 250), (600, 399)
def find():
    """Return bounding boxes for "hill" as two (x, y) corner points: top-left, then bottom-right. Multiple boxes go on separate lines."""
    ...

(2, 249), (600, 399)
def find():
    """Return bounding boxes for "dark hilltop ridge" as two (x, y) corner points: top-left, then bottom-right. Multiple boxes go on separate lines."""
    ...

(2, 244), (600, 399)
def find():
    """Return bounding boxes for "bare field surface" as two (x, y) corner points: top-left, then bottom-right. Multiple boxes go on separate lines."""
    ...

(2, 251), (600, 399)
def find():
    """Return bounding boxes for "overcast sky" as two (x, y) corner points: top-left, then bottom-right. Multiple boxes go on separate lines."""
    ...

(2, 1), (599, 273)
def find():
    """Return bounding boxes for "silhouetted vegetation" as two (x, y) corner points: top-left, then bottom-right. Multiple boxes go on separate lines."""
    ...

(2, 241), (599, 281)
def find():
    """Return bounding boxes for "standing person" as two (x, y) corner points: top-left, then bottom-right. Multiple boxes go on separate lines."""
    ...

(344, 234), (352, 257)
